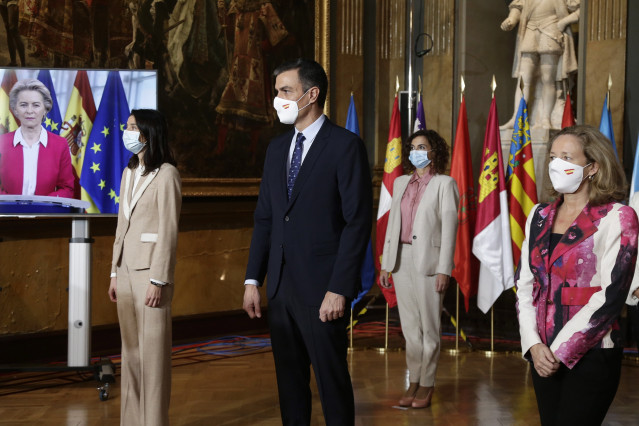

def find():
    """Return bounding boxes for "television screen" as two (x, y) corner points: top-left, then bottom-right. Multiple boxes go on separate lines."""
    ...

(0, 68), (157, 216)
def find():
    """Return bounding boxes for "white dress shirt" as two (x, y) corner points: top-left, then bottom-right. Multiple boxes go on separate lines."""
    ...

(13, 126), (48, 196)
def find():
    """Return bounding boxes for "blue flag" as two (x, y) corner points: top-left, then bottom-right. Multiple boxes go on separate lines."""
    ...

(79, 71), (131, 213)
(345, 94), (375, 309)
(599, 92), (618, 158)
(37, 70), (62, 135)
(631, 133), (639, 196)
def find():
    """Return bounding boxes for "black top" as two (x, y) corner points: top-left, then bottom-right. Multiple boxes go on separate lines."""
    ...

(549, 233), (562, 257)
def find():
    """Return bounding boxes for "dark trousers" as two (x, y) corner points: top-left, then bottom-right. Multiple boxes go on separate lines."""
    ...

(531, 348), (623, 426)
(268, 265), (354, 426)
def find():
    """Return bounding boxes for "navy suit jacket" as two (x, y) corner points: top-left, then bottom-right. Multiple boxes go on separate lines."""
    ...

(245, 117), (373, 306)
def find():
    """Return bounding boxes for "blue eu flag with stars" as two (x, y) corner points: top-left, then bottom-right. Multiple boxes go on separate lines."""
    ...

(80, 71), (131, 213)
(37, 70), (62, 135)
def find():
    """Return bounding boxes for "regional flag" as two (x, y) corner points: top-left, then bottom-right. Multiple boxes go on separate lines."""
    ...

(561, 92), (575, 128)
(506, 96), (537, 268)
(599, 91), (618, 158)
(450, 95), (478, 311)
(413, 92), (426, 132)
(0, 70), (19, 134)
(345, 93), (375, 309)
(80, 71), (130, 214)
(472, 97), (514, 313)
(37, 70), (62, 135)
(375, 94), (402, 307)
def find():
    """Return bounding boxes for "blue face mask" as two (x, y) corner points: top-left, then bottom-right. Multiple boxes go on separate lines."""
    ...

(123, 130), (146, 154)
(409, 150), (431, 169)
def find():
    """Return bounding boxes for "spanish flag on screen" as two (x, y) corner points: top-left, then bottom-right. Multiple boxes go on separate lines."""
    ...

(61, 71), (97, 208)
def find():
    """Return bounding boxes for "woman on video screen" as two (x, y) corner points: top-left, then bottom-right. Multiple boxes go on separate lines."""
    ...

(0, 78), (75, 198)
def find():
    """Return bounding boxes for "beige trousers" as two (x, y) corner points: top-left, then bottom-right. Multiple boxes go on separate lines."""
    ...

(392, 244), (443, 387)
(116, 260), (173, 426)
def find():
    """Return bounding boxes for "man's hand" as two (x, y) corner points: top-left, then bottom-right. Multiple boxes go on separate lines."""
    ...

(435, 274), (450, 293)
(530, 343), (561, 377)
(243, 284), (262, 319)
(379, 270), (392, 289)
(319, 291), (346, 322)
(108, 277), (117, 302)
(145, 284), (162, 308)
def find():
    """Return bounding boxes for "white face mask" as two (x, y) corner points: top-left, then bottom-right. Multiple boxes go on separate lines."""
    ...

(548, 157), (592, 194)
(273, 88), (312, 125)
(123, 130), (145, 154)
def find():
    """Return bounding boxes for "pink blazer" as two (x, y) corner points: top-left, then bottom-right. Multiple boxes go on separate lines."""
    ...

(0, 130), (75, 198)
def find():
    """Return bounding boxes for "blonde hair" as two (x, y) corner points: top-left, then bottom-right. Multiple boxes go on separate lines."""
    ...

(544, 125), (627, 205)
(9, 78), (53, 120)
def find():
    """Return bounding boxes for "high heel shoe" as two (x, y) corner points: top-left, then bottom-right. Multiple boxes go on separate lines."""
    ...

(411, 387), (434, 409)
(398, 394), (416, 407)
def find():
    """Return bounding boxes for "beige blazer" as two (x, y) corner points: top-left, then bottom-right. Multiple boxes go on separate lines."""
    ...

(111, 163), (182, 284)
(381, 173), (459, 277)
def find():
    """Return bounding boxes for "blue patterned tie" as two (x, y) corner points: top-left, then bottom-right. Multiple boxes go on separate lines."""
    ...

(287, 132), (305, 199)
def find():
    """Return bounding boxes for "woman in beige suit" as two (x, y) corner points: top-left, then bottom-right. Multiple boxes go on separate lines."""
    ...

(380, 129), (459, 409)
(108, 109), (181, 426)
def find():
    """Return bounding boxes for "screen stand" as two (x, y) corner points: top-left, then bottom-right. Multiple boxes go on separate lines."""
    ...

(68, 218), (93, 367)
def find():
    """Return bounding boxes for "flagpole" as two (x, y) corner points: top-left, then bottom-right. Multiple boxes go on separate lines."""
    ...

(374, 303), (390, 353)
(349, 309), (354, 351)
(406, 0), (415, 137)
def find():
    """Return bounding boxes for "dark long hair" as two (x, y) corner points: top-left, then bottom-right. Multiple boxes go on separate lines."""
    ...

(127, 109), (177, 174)
(402, 129), (450, 175)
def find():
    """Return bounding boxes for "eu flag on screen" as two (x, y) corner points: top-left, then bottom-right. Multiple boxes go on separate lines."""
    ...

(37, 70), (62, 135)
(79, 71), (130, 213)
(345, 94), (375, 309)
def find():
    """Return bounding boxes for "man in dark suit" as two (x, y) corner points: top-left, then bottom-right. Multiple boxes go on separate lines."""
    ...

(242, 58), (372, 425)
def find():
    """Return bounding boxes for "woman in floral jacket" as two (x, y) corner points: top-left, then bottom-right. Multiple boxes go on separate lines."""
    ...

(516, 125), (639, 425)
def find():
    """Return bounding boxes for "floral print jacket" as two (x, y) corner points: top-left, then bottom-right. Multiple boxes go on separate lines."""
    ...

(516, 200), (638, 368)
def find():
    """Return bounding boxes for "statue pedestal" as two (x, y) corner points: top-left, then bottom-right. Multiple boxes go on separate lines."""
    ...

(500, 127), (555, 203)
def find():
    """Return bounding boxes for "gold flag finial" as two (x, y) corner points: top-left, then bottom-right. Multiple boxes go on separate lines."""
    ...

(395, 76), (400, 95)
(519, 76), (524, 98)
(491, 75), (497, 99)
(607, 73), (612, 92)
(418, 75), (422, 94)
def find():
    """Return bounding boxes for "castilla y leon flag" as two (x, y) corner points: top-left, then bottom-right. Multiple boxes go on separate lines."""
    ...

(472, 97), (514, 314)
(450, 96), (478, 312)
(375, 94), (402, 308)
(0, 70), (19, 134)
(506, 96), (537, 269)
(61, 70), (97, 206)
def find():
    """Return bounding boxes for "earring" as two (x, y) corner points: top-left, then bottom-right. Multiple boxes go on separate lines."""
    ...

(588, 175), (593, 180)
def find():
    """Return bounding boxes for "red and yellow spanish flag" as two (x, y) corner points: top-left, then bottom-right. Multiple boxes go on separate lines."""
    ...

(472, 96), (514, 313)
(450, 95), (478, 311)
(0, 70), (19, 134)
(375, 93), (402, 308)
(506, 96), (537, 269)
(61, 71), (97, 207)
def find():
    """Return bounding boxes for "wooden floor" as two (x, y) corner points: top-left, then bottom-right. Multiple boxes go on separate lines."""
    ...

(1, 337), (639, 425)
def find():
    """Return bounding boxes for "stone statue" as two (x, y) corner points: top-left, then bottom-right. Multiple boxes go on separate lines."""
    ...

(500, 0), (580, 130)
